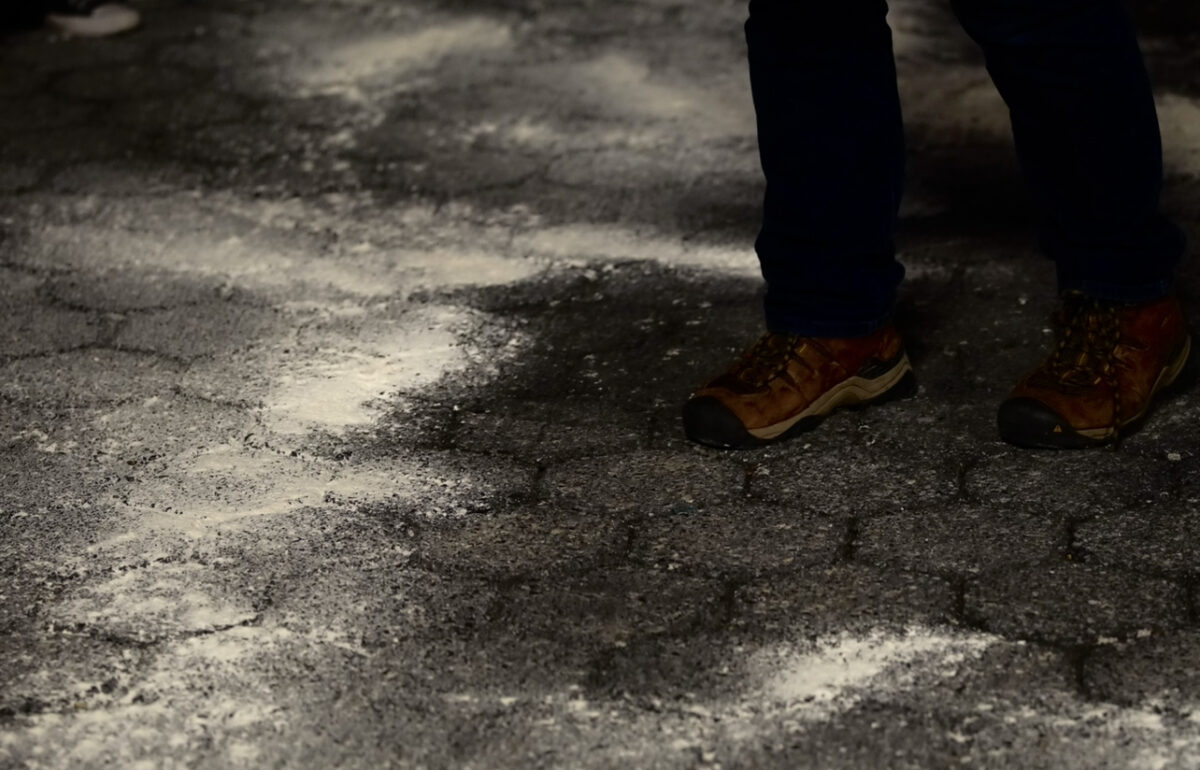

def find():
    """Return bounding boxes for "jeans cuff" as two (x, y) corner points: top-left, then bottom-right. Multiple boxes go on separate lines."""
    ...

(763, 306), (894, 338)
(1057, 276), (1174, 304)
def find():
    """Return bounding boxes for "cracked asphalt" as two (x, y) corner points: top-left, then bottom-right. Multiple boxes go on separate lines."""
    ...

(2, 1), (1200, 768)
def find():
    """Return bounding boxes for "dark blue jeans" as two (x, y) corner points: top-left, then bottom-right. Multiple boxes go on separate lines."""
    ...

(748, 0), (1186, 337)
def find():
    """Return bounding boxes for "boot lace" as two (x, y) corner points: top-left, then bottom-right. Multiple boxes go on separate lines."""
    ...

(729, 333), (827, 389)
(1036, 295), (1126, 441)
(1041, 297), (1122, 387)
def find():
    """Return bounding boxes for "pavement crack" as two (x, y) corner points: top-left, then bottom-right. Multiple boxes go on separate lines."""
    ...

(640, 411), (659, 450)
(0, 342), (193, 371)
(521, 460), (549, 505)
(55, 613), (266, 653)
(582, 645), (620, 692)
(621, 519), (639, 560)
(1061, 517), (1091, 564)
(481, 575), (530, 630)
(952, 576), (990, 633)
(1177, 575), (1200, 627)
(741, 463), (756, 496)
(435, 403), (465, 451)
(0, 258), (74, 277)
(1063, 644), (1098, 701)
(81, 628), (163, 651)
(0, 697), (54, 722)
(104, 343), (196, 369)
(0, 344), (97, 366)
(169, 384), (260, 410)
(253, 579), (278, 615)
(713, 577), (745, 631)
(46, 294), (204, 316)
(190, 614), (265, 637)
(954, 455), (981, 502)
(95, 313), (128, 348)
(835, 517), (860, 564)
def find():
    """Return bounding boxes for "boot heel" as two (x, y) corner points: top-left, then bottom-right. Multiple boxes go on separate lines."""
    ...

(873, 369), (917, 405)
(886, 369), (919, 401)
(1164, 335), (1196, 394)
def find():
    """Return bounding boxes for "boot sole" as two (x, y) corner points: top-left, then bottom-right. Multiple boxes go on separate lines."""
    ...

(683, 353), (916, 450)
(997, 334), (1193, 449)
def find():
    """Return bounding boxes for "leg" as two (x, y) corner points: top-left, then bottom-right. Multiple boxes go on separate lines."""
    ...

(951, 0), (1185, 299)
(951, 0), (1192, 447)
(748, 0), (907, 336)
(682, 1), (915, 449)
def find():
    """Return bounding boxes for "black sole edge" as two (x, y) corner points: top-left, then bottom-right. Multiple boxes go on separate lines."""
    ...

(998, 343), (1197, 451)
(997, 397), (1109, 450)
(993, 395), (1104, 450)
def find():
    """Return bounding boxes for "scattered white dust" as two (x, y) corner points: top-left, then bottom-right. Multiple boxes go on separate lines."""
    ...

(516, 627), (999, 767)
(20, 190), (543, 558)
(8, 7), (1200, 767)
(515, 223), (758, 276)
(168, 625), (296, 666)
(561, 53), (753, 138)
(265, 307), (478, 435)
(297, 17), (513, 102)
(1, 625), (299, 769)
(50, 564), (258, 637)
(384, 247), (546, 292)
(116, 444), (489, 539)
(30, 193), (750, 298)
(1159, 93), (1200, 177)
(513, 628), (1200, 769)
(752, 626), (995, 719)
(154, 232), (545, 299)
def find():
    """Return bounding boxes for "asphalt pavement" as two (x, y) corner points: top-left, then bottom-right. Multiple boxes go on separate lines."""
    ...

(3, 1), (1200, 768)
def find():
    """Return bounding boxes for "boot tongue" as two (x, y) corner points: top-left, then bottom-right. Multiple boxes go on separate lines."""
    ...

(1046, 300), (1118, 386)
(731, 334), (795, 388)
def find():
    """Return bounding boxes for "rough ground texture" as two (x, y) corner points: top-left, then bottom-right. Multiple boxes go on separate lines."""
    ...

(2, 1), (1200, 768)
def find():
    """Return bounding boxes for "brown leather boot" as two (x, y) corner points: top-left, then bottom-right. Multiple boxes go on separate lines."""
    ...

(998, 293), (1192, 449)
(682, 324), (915, 449)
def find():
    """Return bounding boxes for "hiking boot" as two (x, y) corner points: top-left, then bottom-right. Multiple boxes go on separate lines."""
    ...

(998, 293), (1192, 449)
(683, 323), (915, 449)
(45, 0), (140, 37)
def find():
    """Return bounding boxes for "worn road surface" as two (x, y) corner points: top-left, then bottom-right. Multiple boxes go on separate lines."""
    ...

(3, 1), (1200, 768)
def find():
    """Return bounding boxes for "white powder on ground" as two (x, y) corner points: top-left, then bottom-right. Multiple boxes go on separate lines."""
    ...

(266, 348), (435, 433)
(1, 626), (300, 769)
(752, 627), (995, 718)
(29, 193), (744, 295)
(150, 233), (546, 299)
(13, 195), (539, 755)
(168, 626), (296, 666)
(387, 248), (547, 293)
(50, 564), (258, 636)
(515, 223), (758, 276)
(116, 445), (485, 539)
(265, 308), (477, 436)
(513, 628), (1200, 769)
(17, 189), (543, 562)
(512, 627), (999, 766)
(292, 15), (513, 116)
(1159, 93), (1200, 177)
(560, 53), (754, 139)
(296, 17), (513, 103)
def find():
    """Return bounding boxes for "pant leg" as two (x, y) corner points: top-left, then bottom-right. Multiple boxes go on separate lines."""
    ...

(747, 0), (907, 337)
(950, 0), (1186, 301)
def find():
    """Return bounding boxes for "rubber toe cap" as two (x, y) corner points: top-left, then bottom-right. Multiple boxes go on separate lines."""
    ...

(682, 395), (758, 450)
(997, 397), (1097, 450)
